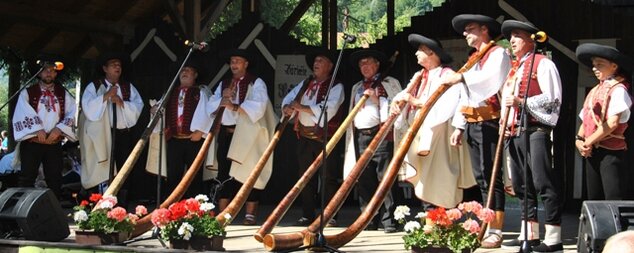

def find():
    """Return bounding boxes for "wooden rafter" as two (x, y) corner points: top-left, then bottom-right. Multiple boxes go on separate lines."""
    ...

(164, 0), (188, 38)
(280, 0), (315, 34)
(0, 1), (132, 36)
(199, 0), (232, 40)
(184, 0), (202, 41)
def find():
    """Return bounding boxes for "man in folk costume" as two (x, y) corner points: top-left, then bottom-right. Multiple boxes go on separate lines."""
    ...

(343, 49), (402, 232)
(79, 52), (144, 192)
(575, 43), (633, 201)
(147, 58), (212, 198)
(207, 49), (277, 225)
(441, 14), (511, 248)
(13, 55), (76, 198)
(499, 20), (563, 252)
(281, 49), (344, 226)
(390, 34), (476, 210)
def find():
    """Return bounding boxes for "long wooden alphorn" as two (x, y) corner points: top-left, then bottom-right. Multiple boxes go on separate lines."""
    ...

(215, 75), (314, 226)
(254, 51), (399, 242)
(130, 103), (227, 237)
(265, 39), (501, 251)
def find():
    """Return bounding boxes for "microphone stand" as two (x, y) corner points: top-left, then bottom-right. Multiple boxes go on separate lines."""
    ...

(0, 67), (43, 112)
(517, 44), (539, 253)
(284, 36), (354, 253)
(122, 44), (200, 246)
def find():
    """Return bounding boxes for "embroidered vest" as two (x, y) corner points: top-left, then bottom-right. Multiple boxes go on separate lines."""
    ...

(165, 86), (201, 140)
(94, 79), (131, 101)
(27, 83), (66, 120)
(516, 54), (546, 124)
(221, 73), (257, 104)
(582, 80), (630, 150)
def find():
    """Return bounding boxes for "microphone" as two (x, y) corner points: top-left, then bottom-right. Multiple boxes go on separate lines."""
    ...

(531, 31), (548, 43)
(36, 60), (64, 71)
(343, 33), (356, 43)
(185, 40), (209, 52)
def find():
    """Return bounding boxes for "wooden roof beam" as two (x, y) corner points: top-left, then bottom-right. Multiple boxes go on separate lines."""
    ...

(199, 0), (232, 41)
(184, 0), (202, 41)
(280, 0), (316, 34)
(0, 2), (133, 37)
(164, 0), (188, 39)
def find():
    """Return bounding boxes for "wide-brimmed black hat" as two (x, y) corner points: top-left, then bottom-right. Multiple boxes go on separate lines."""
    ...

(98, 51), (130, 67)
(576, 43), (633, 73)
(29, 54), (65, 76)
(182, 53), (207, 82)
(349, 49), (387, 71)
(305, 48), (337, 67)
(501, 20), (539, 40)
(223, 49), (250, 62)
(452, 14), (500, 38)
(408, 34), (453, 64)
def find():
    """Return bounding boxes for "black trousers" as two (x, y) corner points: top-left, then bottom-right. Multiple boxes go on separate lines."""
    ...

(297, 136), (339, 220)
(508, 129), (562, 225)
(18, 141), (63, 198)
(166, 138), (204, 198)
(216, 126), (262, 201)
(353, 127), (396, 227)
(465, 120), (505, 211)
(586, 148), (631, 200)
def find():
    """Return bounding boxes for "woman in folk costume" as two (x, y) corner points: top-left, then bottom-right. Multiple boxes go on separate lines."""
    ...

(206, 49), (277, 225)
(13, 55), (76, 198)
(146, 56), (212, 198)
(79, 52), (144, 191)
(390, 34), (476, 209)
(575, 43), (633, 200)
(343, 49), (402, 232)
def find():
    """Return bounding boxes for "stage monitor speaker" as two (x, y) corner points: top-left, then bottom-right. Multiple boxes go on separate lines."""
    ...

(577, 200), (634, 253)
(0, 187), (70, 241)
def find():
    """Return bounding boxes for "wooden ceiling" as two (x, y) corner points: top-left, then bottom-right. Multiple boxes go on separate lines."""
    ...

(0, 0), (225, 62)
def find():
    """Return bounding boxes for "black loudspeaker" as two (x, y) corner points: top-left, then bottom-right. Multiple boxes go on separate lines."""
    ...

(577, 200), (634, 253)
(0, 187), (70, 241)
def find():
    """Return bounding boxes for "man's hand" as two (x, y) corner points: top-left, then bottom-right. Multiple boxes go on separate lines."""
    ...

(440, 73), (463, 86)
(450, 128), (464, 146)
(36, 130), (47, 143)
(576, 140), (592, 157)
(363, 88), (379, 104)
(503, 95), (522, 107)
(290, 101), (307, 113)
(220, 97), (233, 108)
(222, 88), (234, 98)
(45, 128), (62, 144)
(111, 95), (124, 108)
(190, 131), (203, 142)
(104, 85), (118, 102)
(282, 105), (294, 117)
(390, 93), (410, 116)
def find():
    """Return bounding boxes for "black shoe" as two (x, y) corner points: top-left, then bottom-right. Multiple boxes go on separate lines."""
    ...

(294, 217), (311, 226)
(532, 243), (563, 253)
(383, 225), (398, 233)
(501, 239), (540, 248)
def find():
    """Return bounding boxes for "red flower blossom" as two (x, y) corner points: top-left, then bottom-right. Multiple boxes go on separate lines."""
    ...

(89, 193), (102, 203)
(184, 198), (200, 213)
(80, 200), (89, 207)
(107, 207), (127, 222)
(169, 202), (187, 220)
(427, 207), (451, 226)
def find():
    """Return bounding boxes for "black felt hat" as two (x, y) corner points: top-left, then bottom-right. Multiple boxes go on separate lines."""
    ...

(349, 49), (387, 71)
(576, 43), (633, 73)
(408, 34), (453, 64)
(501, 20), (539, 40)
(452, 14), (501, 38)
(305, 48), (337, 67)
(223, 49), (250, 62)
(98, 51), (130, 67)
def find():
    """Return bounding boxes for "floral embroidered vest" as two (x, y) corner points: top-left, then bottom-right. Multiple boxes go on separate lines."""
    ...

(582, 79), (630, 150)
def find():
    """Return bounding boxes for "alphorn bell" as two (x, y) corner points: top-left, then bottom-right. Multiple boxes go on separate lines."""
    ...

(254, 51), (399, 242)
(264, 37), (502, 251)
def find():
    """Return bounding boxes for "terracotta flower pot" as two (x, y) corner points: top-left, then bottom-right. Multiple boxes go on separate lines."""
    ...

(170, 236), (225, 251)
(75, 230), (130, 245)
(411, 246), (472, 253)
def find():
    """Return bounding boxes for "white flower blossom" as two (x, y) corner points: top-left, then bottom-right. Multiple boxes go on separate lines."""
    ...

(98, 200), (114, 209)
(200, 202), (215, 212)
(404, 221), (421, 233)
(73, 210), (88, 222)
(394, 205), (411, 221)
(178, 222), (194, 240)
(415, 212), (427, 219)
(194, 194), (209, 203)
(224, 213), (232, 221)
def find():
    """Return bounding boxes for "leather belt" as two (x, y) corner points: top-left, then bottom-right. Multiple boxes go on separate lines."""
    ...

(115, 128), (131, 133)
(222, 125), (236, 134)
(355, 126), (379, 136)
(460, 105), (500, 123)
(171, 134), (192, 139)
(28, 137), (62, 145)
